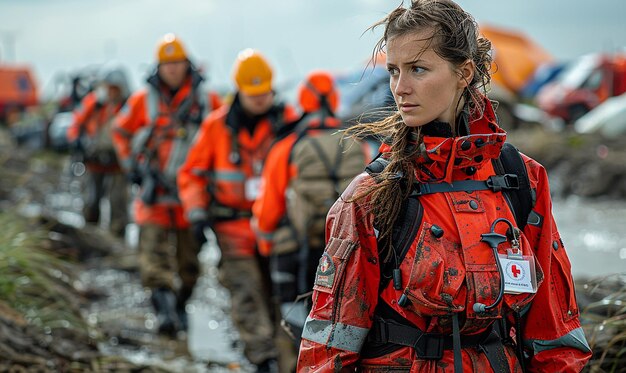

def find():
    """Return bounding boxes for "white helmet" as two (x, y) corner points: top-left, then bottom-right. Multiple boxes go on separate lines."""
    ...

(98, 65), (131, 99)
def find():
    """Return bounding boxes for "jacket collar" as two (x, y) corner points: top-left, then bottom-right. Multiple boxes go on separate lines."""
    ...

(413, 98), (507, 184)
(225, 93), (285, 135)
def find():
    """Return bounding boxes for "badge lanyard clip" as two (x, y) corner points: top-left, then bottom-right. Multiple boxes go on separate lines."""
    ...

(474, 218), (537, 315)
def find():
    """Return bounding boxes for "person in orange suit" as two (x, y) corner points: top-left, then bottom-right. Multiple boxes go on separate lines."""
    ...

(111, 34), (220, 336)
(297, 1), (592, 372)
(67, 66), (130, 237)
(252, 71), (370, 370)
(177, 49), (298, 372)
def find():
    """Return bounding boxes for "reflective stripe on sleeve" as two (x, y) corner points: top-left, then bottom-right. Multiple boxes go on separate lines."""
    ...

(255, 228), (275, 241)
(301, 316), (369, 353)
(526, 327), (591, 354)
(213, 170), (246, 182)
(191, 167), (210, 177)
(188, 208), (208, 223)
(120, 158), (133, 172)
(113, 127), (133, 138)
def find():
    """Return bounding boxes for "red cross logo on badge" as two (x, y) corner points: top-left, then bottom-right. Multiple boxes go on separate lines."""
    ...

(505, 261), (526, 281)
(511, 264), (521, 278)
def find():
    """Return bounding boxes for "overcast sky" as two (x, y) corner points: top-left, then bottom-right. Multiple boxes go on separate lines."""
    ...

(1, 0), (625, 95)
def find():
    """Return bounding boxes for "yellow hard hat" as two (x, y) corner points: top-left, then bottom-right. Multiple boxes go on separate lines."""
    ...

(233, 49), (273, 96)
(156, 33), (188, 64)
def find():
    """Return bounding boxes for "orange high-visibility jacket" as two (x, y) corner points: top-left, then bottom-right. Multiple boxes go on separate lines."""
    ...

(67, 91), (124, 172)
(252, 115), (371, 256)
(177, 95), (298, 257)
(112, 71), (219, 228)
(297, 101), (592, 372)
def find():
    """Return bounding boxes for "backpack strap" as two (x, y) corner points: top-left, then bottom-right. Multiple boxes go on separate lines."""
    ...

(412, 175), (520, 196)
(365, 158), (423, 293)
(267, 102), (286, 134)
(286, 111), (340, 187)
(146, 86), (160, 124)
(492, 142), (534, 230)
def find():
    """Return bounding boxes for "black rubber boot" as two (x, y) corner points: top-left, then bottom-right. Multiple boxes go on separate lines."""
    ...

(256, 358), (279, 373)
(150, 287), (180, 336)
(176, 301), (188, 332)
(176, 287), (193, 332)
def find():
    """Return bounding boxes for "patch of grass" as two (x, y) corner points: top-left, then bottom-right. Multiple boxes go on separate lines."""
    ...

(579, 274), (626, 372)
(0, 212), (87, 332)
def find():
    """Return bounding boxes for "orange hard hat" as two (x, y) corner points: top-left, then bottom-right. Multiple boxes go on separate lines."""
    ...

(156, 33), (188, 64)
(233, 49), (273, 96)
(298, 70), (339, 114)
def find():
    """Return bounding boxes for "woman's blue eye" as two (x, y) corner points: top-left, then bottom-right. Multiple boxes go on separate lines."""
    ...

(412, 66), (426, 74)
(387, 67), (398, 76)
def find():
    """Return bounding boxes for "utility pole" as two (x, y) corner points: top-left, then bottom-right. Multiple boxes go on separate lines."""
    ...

(0, 30), (18, 62)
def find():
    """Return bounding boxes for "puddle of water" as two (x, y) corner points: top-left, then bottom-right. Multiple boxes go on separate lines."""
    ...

(552, 196), (626, 279)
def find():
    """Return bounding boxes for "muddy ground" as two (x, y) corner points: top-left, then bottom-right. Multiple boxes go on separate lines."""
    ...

(0, 128), (251, 372)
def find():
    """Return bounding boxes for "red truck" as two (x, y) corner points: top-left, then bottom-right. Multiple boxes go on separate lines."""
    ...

(537, 53), (626, 124)
(0, 64), (38, 125)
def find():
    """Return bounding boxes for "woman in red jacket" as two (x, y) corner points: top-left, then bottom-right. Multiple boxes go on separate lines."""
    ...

(297, 1), (591, 372)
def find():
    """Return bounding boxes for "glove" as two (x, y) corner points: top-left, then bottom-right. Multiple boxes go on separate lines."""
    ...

(191, 220), (210, 245)
(70, 139), (81, 152)
(126, 169), (143, 186)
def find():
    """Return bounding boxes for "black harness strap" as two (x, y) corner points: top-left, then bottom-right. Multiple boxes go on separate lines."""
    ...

(364, 302), (509, 373)
(365, 157), (423, 293)
(452, 313), (463, 373)
(493, 142), (533, 230)
(208, 201), (252, 223)
(478, 326), (512, 373)
(414, 174), (520, 196)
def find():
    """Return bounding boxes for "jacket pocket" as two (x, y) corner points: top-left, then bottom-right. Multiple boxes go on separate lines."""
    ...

(550, 232), (578, 323)
(404, 222), (465, 316)
(465, 261), (503, 320)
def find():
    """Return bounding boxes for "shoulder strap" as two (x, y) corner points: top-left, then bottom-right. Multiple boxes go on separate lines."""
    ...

(146, 84), (202, 126)
(286, 111), (328, 163)
(365, 158), (423, 293)
(146, 86), (160, 124)
(493, 142), (533, 231)
(195, 87), (209, 120)
(267, 102), (286, 134)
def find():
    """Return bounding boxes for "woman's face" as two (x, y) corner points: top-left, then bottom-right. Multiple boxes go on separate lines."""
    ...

(386, 30), (471, 128)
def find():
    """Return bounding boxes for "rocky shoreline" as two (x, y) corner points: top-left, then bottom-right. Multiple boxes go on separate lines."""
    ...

(508, 126), (626, 199)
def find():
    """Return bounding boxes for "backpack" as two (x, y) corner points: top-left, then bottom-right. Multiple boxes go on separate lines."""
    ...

(287, 113), (367, 252)
(279, 113), (367, 344)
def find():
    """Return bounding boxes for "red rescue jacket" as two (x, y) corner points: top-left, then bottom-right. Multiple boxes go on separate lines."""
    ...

(298, 101), (591, 372)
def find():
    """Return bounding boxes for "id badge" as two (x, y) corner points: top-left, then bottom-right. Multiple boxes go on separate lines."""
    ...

(498, 249), (538, 294)
(245, 177), (262, 201)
